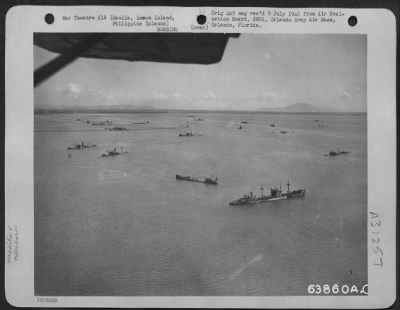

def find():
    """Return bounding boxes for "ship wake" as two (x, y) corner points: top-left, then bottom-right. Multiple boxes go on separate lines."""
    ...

(228, 254), (263, 281)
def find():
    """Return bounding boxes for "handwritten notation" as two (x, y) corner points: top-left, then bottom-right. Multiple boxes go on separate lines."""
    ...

(6, 224), (19, 264)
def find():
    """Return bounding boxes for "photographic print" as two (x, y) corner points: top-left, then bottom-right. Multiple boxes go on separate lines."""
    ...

(33, 33), (367, 296)
(5, 6), (396, 308)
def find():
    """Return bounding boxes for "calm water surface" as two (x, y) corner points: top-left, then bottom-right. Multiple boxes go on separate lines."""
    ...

(35, 112), (367, 296)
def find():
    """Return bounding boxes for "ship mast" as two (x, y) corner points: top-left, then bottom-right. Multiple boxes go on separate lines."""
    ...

(260, 185), (264, 197)
(287, 180), (290, 193)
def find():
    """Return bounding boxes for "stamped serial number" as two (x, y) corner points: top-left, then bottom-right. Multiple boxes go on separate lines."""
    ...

(307, 284), (368, 295)
(37, 297), (58, 302)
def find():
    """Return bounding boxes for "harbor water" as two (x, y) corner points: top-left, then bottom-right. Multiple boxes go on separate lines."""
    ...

(34, 112), (367, 296)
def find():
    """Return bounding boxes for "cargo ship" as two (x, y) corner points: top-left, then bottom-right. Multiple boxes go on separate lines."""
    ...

(67, 141), (96, 150)
(91, 120), (112, 126)
(176, 174), (218, 185)
(178, 132), (202, 137)
(106, 126), (128, 131)
(101, 147), (128, 157)
(229, 181), (305, 206)
(179, 132), (194, 136)
(132, 120), (150, 124)
(325, 150), (350, 157)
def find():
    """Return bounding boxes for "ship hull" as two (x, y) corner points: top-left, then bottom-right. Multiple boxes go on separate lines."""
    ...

(176, 175), (202, 183)
(229, 189), (305, 206)
(284, 189), (306, 199)
(176, 175), (218, 185)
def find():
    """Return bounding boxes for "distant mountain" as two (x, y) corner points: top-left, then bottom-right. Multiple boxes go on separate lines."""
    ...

(260, 103), (337, 113)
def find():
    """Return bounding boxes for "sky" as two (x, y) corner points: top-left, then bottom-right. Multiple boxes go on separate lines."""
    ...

(34, 34), (367, 112)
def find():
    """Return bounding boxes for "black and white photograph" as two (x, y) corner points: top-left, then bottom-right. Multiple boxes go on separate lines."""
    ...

(4, 5), (396, 308)
(33, 33), (367, 296)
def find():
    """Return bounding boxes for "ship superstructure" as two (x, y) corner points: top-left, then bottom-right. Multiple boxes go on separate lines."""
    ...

(229, 181), (305, 206)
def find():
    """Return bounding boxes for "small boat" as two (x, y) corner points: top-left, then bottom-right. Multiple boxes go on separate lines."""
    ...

(229, 181), (305, 206)
(176, 174), (218, 185)
(269, 124), (275, 127)
(280, 130), (288, 134)
(241, 121), (248, 124)
(238, 125), (243, 130)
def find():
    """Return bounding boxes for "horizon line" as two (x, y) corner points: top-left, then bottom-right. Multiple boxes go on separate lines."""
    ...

(34, 108), (367, 114)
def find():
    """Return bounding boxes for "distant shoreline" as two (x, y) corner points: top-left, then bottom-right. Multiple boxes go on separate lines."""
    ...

(34, 109), (366, 116)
